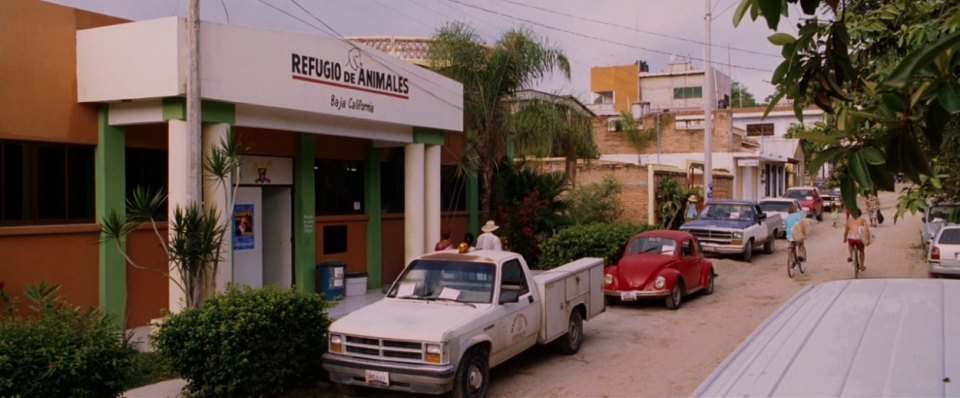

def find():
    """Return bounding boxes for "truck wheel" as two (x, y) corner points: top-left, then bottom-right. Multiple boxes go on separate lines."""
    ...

(554, 310), (584, 355)
(764, 237), (774, 254)
(816, 209), (824, 221)
(742, 240), (754, 262)
(666, 280), (684, 309)
(451, 348), (489, 398)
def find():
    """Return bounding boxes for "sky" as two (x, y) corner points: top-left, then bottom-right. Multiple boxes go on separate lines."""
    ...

(49, 0), (800, 103)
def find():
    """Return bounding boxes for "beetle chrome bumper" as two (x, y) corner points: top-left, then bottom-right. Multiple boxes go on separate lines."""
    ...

(605, 289), (670, 298)
(322, 353), (455, 395)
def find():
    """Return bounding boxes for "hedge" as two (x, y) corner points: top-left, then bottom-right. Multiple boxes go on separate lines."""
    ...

(538, 223), (656, 269)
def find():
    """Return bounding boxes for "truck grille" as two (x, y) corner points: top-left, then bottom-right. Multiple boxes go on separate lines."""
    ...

(686, 229), (733, 244)
(344, 335), (427, 363)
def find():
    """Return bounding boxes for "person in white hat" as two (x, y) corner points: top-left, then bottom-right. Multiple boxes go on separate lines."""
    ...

(685, 195), (700, 222)
(476, 220), (503, 251)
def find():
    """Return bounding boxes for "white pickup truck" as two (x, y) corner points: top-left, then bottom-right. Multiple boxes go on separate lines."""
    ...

(321, 250), (605, 397)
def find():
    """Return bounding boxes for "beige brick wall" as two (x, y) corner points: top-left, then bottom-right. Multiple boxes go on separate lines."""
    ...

(576, 162), (650, 224)
(593, 110), (741, 156)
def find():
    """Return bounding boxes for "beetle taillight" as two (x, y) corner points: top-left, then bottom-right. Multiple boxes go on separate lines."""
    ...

(931, 246), (940, 261)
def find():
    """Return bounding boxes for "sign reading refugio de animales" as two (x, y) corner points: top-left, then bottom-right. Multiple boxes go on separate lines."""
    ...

(291, 48), (410, 114)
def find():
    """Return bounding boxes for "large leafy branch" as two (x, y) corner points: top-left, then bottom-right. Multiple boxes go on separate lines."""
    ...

(735, 0), (960, 216)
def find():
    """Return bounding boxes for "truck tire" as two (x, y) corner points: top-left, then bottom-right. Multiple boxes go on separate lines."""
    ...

(764, 237), (774, 254)
(666, 280), (684, 309)
(554, 309), (584, 355)
(451, 347), (489, 398)
(742, 239), (754, 262)
(816, 208), (824, 221)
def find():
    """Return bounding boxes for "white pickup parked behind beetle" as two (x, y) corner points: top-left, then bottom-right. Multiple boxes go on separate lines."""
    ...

(321, 250), (605, 397)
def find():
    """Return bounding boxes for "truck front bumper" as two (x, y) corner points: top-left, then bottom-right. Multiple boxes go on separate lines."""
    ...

(699, 242), (746, 254)
(322, 353), (456, 395)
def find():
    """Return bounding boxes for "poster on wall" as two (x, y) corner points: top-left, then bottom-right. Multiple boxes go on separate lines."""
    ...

(234, 204), (255, 250)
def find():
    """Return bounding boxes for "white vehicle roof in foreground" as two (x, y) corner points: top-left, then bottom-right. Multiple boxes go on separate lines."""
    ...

(694, 279), (960, 397)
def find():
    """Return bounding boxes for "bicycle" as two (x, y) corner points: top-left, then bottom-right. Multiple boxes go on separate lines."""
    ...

(787, 241), (806, 278)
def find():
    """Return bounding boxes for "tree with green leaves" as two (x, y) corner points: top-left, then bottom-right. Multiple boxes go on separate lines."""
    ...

(428, 22), (572, 219)
(734, 0), (960, 217)
(508, 96), (597, 182)
(731, 81), (760, 108)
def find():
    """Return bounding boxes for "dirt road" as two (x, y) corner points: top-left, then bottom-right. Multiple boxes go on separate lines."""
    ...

(338, 190), (929, 397)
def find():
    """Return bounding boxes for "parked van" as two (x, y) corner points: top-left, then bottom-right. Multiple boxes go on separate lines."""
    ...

(693, 279), (959, 397)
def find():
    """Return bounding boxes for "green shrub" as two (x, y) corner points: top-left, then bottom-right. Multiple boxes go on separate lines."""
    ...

(539, 223), (656, 269)
(0, 283), (135, 398)
(567, 176), (624, 224)
(153, 285), (331, 397)
(122, 351), (178, 391)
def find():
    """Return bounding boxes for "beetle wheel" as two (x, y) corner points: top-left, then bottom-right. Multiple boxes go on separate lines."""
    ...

(666, 280), (684, 310)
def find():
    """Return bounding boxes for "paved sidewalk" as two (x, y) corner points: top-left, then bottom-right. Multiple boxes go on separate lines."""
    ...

(122, 289), (384, 397)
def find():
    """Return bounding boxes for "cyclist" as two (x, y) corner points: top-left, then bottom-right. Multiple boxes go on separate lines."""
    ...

(843, 208), (871, 271)
(784, 204), (807, 262)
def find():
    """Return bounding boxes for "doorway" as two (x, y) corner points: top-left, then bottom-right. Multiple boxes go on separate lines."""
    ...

(232, 186), (293, 288)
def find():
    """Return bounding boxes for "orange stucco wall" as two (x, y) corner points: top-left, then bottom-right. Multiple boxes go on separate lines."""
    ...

(0, 1), (123, 145)
(315, 215), (369, 274)
(590, 64), (640, 113)
(125, 226), (170, 327)
(236, 128), (297, 157)
(0, 225), (100, 314)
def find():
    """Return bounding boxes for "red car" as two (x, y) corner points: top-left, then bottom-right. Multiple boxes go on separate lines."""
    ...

(603, 230), (716, 309)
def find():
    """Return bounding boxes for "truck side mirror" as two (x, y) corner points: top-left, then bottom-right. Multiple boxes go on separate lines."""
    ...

(499, 290), (520, 304)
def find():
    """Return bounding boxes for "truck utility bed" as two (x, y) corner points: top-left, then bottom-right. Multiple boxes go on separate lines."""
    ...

(533, 258), (605, 342)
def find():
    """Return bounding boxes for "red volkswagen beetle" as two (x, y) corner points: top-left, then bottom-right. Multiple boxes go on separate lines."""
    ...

(604, 230), (716, 309)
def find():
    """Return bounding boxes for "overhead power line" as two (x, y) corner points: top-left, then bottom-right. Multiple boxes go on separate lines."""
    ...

(447, 0), (774, 72)
(497, 0), (780, 59)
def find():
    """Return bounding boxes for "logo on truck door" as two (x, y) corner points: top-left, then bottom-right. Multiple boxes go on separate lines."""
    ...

(509, 313), (528, 342)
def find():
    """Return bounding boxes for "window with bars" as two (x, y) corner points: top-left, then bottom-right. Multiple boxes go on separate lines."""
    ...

(673, 86), (703, 99)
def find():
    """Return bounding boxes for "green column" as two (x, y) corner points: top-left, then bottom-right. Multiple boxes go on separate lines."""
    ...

(96, 105), (126, 326)
(294, 134), (317, 293)
(365, 144), (382, 290)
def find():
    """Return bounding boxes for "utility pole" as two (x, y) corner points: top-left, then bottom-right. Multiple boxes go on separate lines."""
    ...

(187, 0), (202, 203)
(703, 0), (714, 202)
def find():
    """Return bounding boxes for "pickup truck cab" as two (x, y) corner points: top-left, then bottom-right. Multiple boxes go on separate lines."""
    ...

(680, 200), (780, 262)
(321, 250), (604, 397)
(758, 198), (802, 238)
(785, 186), (824, 221)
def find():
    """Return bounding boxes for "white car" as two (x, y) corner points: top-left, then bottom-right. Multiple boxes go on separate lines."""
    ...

(758, 198), (806, 238)
(929, 224), (960, 277)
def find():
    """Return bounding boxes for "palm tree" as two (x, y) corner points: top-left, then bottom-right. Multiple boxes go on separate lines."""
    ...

(508, 96), (597, 182)
(428, 22), (571, 219)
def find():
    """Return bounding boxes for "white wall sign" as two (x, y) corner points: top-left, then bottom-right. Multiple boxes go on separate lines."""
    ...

(737, 158), (760, 167)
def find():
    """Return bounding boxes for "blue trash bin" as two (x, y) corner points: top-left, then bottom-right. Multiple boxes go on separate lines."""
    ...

(316, 261), (346, 300)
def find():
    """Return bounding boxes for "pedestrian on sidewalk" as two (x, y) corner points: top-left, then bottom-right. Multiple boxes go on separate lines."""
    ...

(476, 220), (502, 251)
(865, 195), (881, 227)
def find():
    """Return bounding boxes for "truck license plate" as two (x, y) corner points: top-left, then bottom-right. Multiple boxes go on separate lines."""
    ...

(620, 292), (638, 301)
(365, 370), (389, 386)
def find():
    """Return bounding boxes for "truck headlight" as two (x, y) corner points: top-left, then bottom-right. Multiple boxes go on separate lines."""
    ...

(654, 276), (666, 289)
(604, 274), (613, 286)
(732, 232), (743, 239)
(329, 334), (344, 353)
(425, 343), (443, 364)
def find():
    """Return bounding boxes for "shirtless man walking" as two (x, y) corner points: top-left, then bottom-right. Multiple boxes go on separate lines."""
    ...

(843, 208), (871, 271)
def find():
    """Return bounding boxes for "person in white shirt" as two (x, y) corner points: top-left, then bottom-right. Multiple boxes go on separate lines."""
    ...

(476, 220), (503, 251)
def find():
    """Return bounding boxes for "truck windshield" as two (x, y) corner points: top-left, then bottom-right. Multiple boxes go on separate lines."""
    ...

(387, 260), (495, 304)
(759, 202), (791, 213)
(785, 190), (812, 200)
(701, 204), (756, 220)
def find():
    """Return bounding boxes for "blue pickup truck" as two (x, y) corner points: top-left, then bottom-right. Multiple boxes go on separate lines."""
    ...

(680, 200), (781, 262)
